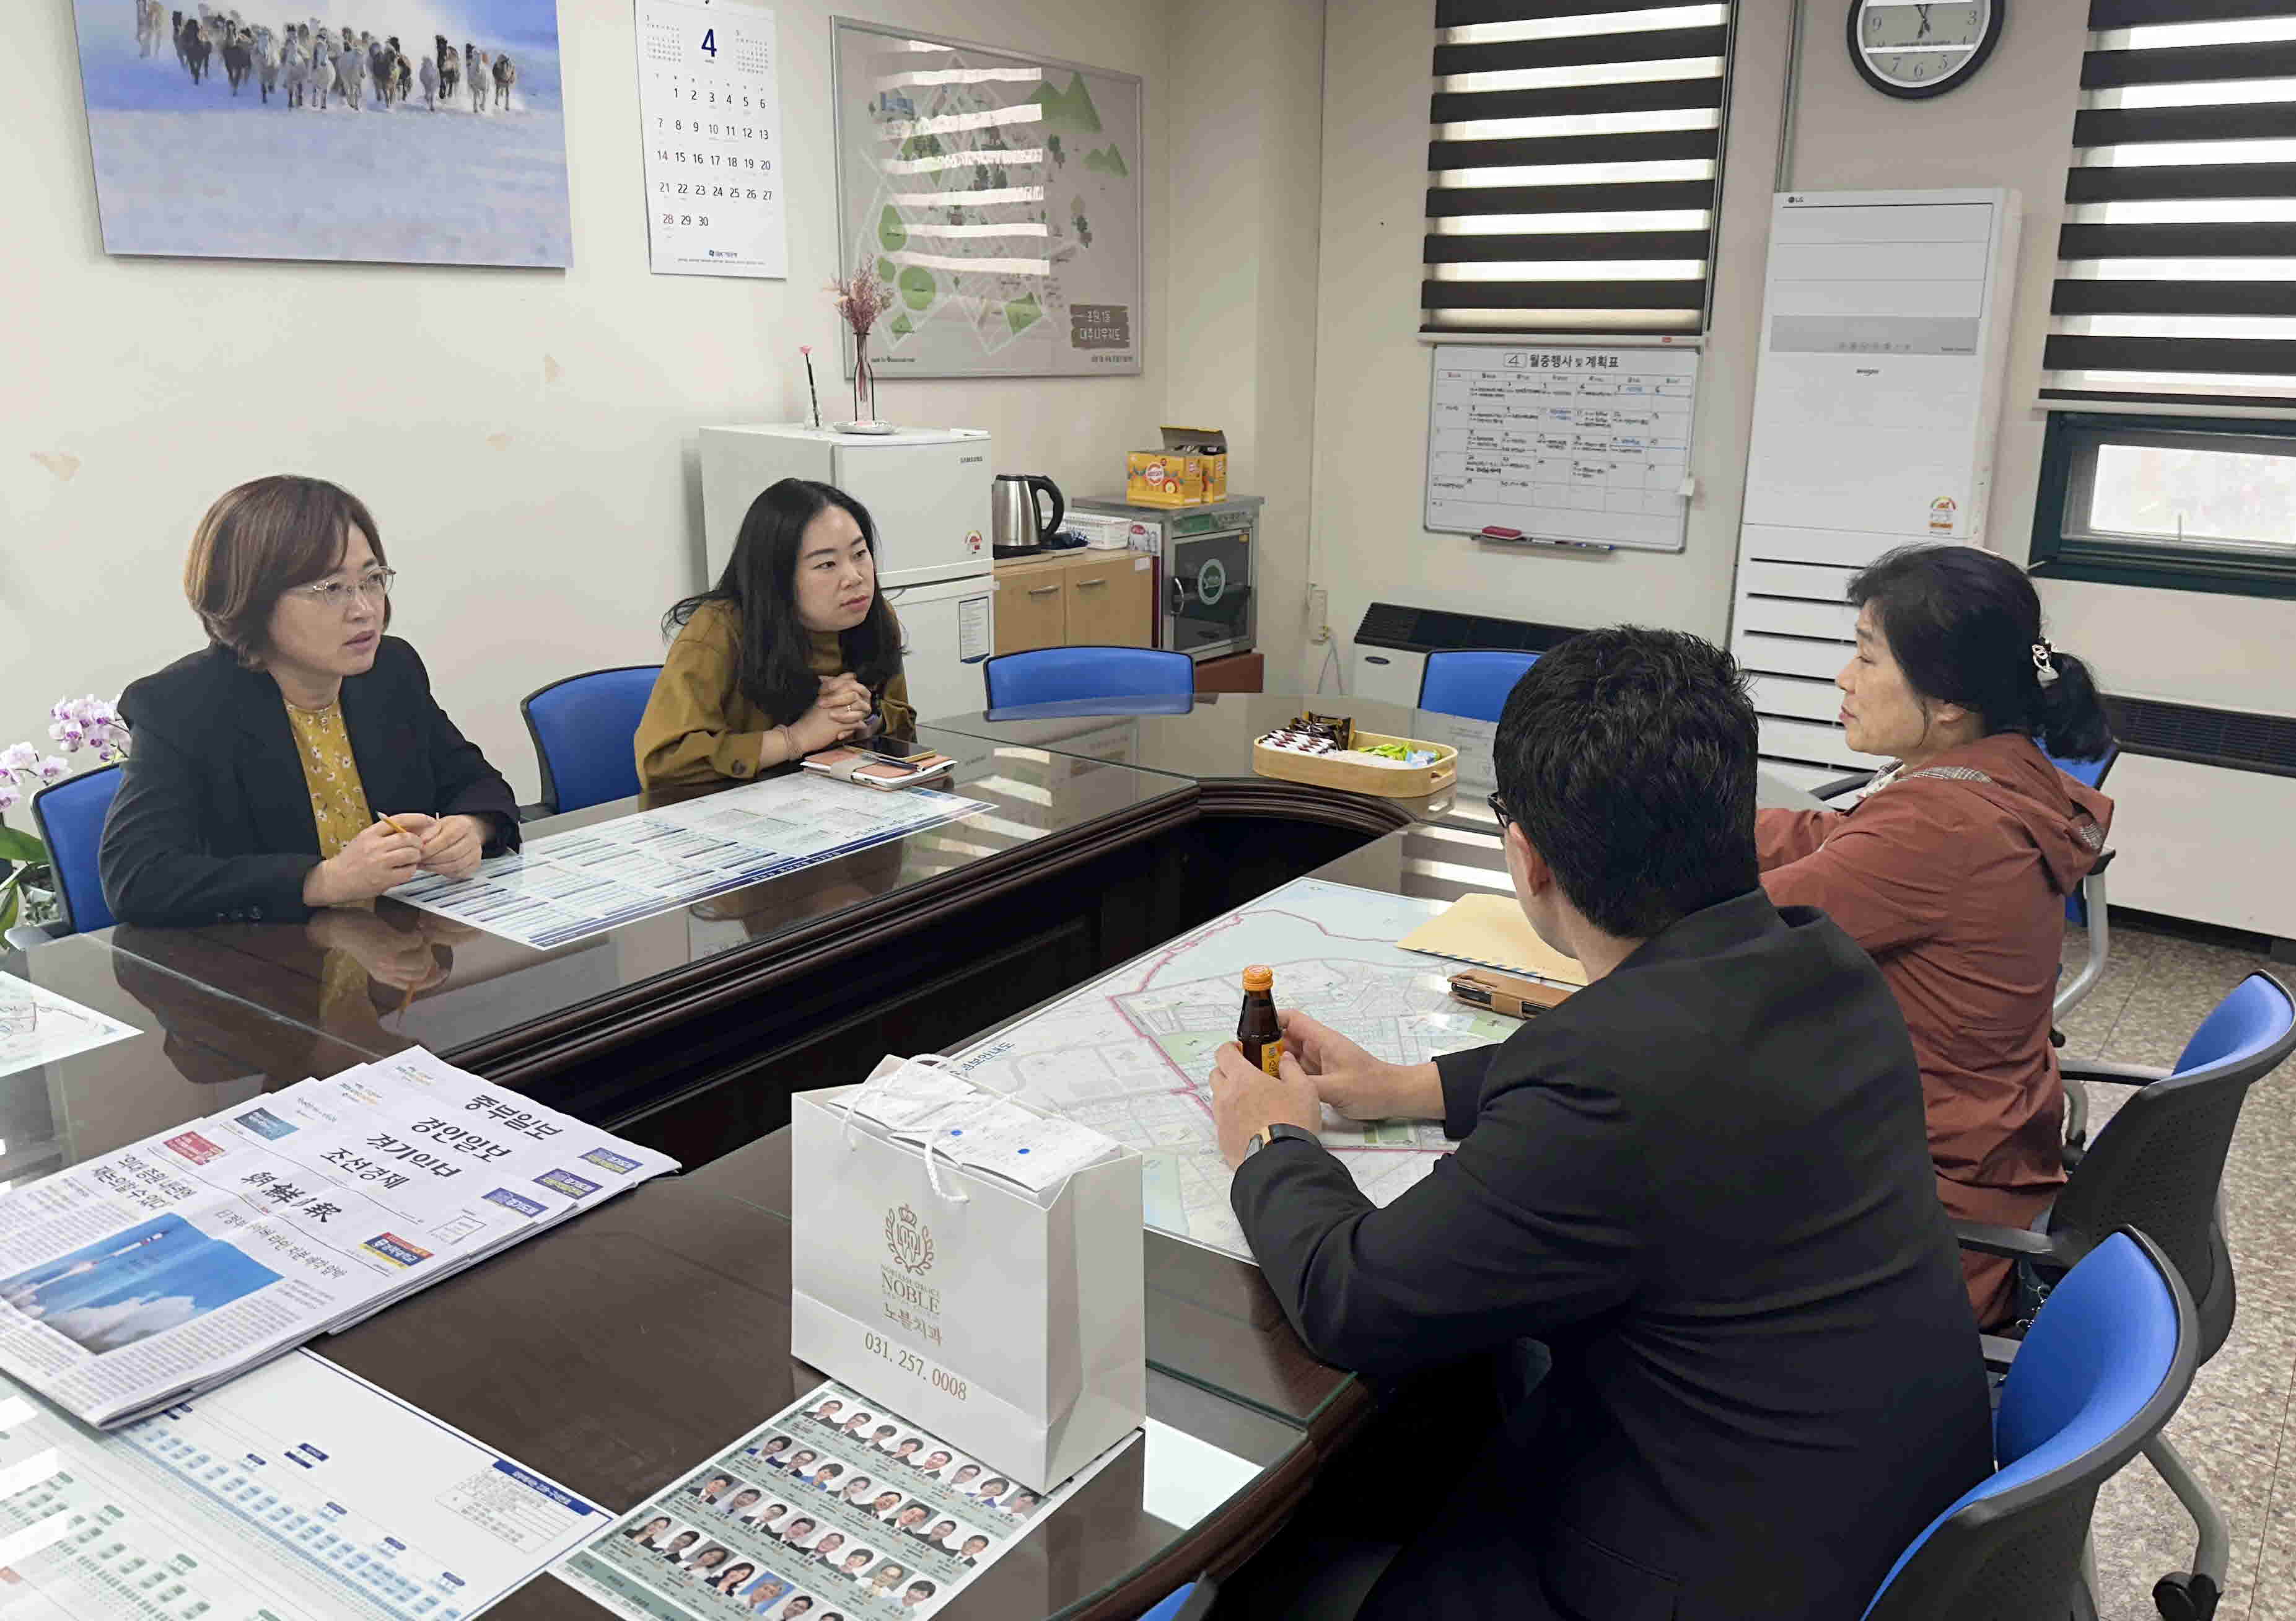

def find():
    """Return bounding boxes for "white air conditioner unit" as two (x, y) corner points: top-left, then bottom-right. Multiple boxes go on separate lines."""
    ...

(1730, 189), (2023, 791)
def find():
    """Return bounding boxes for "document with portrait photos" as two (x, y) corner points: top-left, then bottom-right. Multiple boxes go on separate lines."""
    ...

(551, 1377), (1134, 1621)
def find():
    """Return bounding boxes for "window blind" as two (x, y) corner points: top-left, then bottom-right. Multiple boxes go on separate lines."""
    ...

(2044, 0), (2296, 413)
(1422, 0), (1736, 336)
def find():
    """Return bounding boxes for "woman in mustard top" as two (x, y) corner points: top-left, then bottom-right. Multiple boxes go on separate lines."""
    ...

(636, 478), (913, 793)
(100, 476), (520, 929)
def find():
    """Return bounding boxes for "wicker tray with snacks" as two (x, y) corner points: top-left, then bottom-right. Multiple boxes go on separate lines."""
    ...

(1251, 715), (1458, 799)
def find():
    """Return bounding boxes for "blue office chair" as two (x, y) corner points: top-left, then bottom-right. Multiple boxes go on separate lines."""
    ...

(984, 646), (1196, 709)
(23, 764), (123, 939)
(1142, 1579), (1217, 1621)
(1864, 1228), (2197, 1620)
(1968, 971), (2295, 1621)
(520, 666), (662, 817)
(1417, 650), (1538, 723)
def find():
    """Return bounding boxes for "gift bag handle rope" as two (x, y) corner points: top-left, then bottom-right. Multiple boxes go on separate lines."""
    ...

(838, 1054), (1098, 1208)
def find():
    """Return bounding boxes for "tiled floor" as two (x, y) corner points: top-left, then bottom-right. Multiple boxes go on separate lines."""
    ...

(2060, 916), (2296, 1621)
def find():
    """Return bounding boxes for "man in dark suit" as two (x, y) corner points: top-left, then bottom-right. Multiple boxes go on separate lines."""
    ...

(1209, 627), (1992, 1621)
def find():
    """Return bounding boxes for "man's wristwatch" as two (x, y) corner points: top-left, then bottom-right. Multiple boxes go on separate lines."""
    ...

(1243, 1122), (1321, 1159)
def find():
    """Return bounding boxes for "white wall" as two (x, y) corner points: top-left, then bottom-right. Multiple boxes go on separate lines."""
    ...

(1, 0), (1170, 798)
(1308, 0), (2284, 728)
(1307, 0), (1795, 690)
(1162, 0), (1326, 688)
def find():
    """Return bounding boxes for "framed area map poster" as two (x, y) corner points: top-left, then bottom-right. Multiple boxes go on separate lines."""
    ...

(830, 17), (1144, 378)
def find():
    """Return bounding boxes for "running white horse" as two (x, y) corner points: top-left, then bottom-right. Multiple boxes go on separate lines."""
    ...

(252, 27), (278, 101)
(416, 53), (436, 109)
(468, 48), (489, 113)
(334, 38), (366, 110)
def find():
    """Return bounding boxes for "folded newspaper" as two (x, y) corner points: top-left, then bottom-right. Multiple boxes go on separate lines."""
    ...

(0, 1047), (677, 1428)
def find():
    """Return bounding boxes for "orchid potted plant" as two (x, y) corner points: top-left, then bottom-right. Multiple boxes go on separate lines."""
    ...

(828, 261), (896, 431)
(0, 696), (131, 931)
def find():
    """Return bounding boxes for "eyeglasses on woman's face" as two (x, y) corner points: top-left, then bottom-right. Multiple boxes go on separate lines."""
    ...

(1486, 791), (1513, 831)
(288, 566), (397, 612)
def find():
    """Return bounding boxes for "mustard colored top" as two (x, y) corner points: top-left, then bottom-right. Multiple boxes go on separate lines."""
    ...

(634, 600), (915, 793)
(283, 698), (374, 859)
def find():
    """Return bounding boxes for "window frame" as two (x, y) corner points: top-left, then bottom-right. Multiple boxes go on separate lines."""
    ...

(2030, 410), (2296, 600)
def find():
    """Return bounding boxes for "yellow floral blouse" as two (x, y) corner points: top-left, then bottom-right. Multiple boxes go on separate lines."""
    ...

(283, 698), (374, 859)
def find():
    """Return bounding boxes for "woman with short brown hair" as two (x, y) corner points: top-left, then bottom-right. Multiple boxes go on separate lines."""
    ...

(99, 475), (518, 928)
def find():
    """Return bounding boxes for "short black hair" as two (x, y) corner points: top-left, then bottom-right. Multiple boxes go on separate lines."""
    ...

(1493, 627), (1759, 939)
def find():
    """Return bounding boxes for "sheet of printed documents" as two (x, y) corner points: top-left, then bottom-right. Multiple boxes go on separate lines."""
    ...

(554, 1376), (1134, 1621)
(0, 1048), (675, 1426)
(0, 1347), (605, 1620)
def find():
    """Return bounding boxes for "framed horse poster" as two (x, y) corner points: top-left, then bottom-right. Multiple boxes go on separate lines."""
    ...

(67, 0), (573, 267)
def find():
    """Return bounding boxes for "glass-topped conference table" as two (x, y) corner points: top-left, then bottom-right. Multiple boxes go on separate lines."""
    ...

(3, 695), (1821, 1618)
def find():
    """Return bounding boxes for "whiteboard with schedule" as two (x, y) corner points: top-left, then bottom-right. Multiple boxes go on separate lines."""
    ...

(1424, 344), (1699, 553)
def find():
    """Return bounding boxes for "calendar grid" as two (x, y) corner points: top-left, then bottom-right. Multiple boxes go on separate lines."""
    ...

(636, 0), (787, 278)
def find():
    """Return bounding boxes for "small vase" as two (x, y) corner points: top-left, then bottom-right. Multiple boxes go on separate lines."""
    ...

(836, 336), (892, 433)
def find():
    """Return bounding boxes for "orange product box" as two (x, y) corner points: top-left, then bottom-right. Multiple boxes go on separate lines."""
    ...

(1126, 426), (1228, 506)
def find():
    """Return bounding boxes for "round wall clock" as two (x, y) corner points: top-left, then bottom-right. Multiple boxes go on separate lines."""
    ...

(1847, 1), (2005, 99)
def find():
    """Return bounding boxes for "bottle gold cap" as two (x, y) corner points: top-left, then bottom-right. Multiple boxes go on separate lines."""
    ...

(1242, 965), (1273, 992)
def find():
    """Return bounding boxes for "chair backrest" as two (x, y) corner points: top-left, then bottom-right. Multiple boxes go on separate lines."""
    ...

(1140, 1582), (1205, 1621)
(30, 765), (124, 935)
(2049, 972), (2296, 1357)
(520, 666), (662, 815)
(2044, 740), (2120, 792)
(1864, 1229), (2197, 1621)
(1417, 649), (1539, 723)
(983, 646), (1195, 708)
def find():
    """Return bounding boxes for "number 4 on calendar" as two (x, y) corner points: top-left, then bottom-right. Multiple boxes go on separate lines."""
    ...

(701, 26), (717, 57)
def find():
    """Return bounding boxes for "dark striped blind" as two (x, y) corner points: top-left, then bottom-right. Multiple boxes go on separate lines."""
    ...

(2044, 0), (2296, 413)
(1422, 0), (1737, 336)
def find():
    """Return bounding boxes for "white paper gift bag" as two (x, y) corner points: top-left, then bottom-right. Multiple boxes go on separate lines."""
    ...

(789, 1057), (1146, 1492)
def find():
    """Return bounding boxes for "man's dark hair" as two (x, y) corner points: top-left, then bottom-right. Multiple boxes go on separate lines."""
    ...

(1494, 627), (1759, 938)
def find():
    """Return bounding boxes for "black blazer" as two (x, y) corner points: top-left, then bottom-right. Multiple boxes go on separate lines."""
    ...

(1231, 890), (1994, 1621)
(100, 638), (519, 928)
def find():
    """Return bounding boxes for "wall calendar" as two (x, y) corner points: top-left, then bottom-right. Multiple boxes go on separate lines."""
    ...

(636, 0), (788, 278)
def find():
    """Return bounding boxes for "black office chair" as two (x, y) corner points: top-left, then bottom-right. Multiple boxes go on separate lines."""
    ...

(1958, 971), (2296, 1621)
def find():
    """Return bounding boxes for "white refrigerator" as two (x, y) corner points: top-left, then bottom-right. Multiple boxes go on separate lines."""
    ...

(699, 425), (997, 718)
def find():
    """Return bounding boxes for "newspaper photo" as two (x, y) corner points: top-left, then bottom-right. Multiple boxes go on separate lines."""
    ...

(553, 1378), (1136, 1621)
(0, 1048), (677, 1427)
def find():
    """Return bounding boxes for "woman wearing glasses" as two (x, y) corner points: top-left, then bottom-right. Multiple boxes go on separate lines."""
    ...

(635, 477), (913, 794)
(100, 475), (519, 928)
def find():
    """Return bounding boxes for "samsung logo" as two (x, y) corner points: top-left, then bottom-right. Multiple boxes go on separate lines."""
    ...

(960, 456), (984, 464)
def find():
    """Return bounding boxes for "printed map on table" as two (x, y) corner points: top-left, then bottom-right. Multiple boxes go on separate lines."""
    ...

(947, 879), (1518, 1263)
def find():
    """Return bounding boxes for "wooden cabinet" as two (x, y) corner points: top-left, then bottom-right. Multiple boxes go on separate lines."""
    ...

(1065, 554), (1152, 648)
(992, 551), (1155, 654)
(994, 560), (1071, 656)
